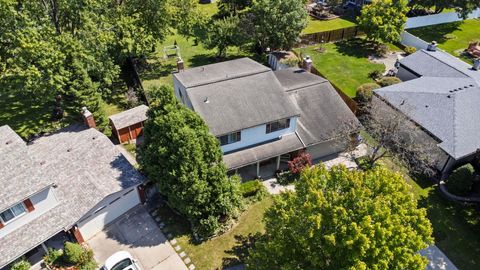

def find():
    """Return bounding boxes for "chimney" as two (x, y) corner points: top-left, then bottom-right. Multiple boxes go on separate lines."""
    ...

(82, 107), (96, 129)
(177, 57), (184, 72)
(473, 59), (480, 71)
(427, 41), (438, 52)
(302, 55), (313, 73)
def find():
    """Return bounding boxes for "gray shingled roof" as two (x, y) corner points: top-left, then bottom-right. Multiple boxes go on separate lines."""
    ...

(109, 105), (149, 130)
(376, 49), (480, 159)
(187, 70), (300, 136)
(173, 57), (271, 88)
(0, 125), (145, 267)
(275, 69), (361, 146)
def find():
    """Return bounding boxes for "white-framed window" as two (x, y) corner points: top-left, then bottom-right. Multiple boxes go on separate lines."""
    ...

(218, 131), (242, 146)
(266, 118), (291, 134)
(0, 202), (27, 224)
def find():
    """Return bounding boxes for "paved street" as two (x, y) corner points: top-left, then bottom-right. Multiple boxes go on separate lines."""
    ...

(87, 206), (187, 270)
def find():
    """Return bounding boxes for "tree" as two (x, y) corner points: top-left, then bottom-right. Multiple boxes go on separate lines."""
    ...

(409, 0), (480, 18)
(201, 15), (245, 57)
(247, 165), (433, 269)
(140, 86), (243, 239)
(218, 0), (253, 17)
(251, 0), (308, 51)
(357, 0), (409, 44)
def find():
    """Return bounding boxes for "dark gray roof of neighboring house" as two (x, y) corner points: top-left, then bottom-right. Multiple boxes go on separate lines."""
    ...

(0, 125), (144, 268)
(109, 105), (149, 130)
(276, 68), (361, 146)
(173, 57), (271, 88)
(0, 126), (49, 212)
(399, 50), (469, 78)
(223, 133), (304, 170)
(187, 70), (300, 136)
(375, 76), (480, 159)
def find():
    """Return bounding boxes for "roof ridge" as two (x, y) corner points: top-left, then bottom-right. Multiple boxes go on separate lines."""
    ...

(186, 69), (271, 89)
(421, 50), (471, 78)
(284, 79), (328, 92)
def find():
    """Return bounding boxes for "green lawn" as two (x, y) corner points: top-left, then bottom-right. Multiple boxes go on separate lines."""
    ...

(295, 39), (385, 97)
(408, 19), (480, 63)
(302, 16), (356, 34)
(360, 131), (480, 270)
(155, 196), (273, 270)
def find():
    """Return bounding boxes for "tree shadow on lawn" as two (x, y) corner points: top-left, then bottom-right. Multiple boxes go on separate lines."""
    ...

(408, 21), (463, 44)
(335, 38), (378, 58)
(222, 234), (260, 269)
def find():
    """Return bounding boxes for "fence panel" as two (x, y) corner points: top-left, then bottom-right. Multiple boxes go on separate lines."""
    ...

(405, 8), (480, 29)
(300, 26), (361, 45)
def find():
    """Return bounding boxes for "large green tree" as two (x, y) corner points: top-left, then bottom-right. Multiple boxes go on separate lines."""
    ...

(409, 0), (480, 18)
(247, 165), (433, 269)
(140, 86), (243, 239)
(357, 0), (409, 44)
(251, 0), (308, 51)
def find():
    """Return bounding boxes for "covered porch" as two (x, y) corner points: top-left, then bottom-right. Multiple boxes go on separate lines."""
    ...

(224, 133), (304, 180)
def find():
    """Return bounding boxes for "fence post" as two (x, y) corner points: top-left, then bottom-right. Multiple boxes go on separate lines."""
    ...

(341, 28), (345, 40)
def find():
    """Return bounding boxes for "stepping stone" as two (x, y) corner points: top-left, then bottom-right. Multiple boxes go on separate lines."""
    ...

(170, 239), (177, 245)
(184, 257), (191, 264)
(175, 245), (182, 251)
(188, 264), (196, 270)
(167, 233), (173, 239)
(179, 251), (186, 258)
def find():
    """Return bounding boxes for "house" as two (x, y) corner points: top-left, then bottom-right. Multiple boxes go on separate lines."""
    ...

(109, 104), (149, 144)
(172, 58), (360, 179)
(374, 44), (480, 173)
(0, 110), (146, 269)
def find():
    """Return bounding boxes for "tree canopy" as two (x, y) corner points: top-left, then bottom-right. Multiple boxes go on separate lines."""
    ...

(140, 86), (243, 239)
(247, 165), (433, 269)
(409, 0), (480, 18)
(357, 0), (409, 44)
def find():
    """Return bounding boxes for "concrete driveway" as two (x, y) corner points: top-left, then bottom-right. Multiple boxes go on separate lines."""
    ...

(87, 205), (187, 270)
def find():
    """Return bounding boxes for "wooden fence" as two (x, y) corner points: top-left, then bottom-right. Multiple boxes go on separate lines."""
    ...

(300, 26), (363, 45)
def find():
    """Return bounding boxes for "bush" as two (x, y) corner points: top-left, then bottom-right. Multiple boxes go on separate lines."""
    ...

(44, 248), (63, 267)
(276, 170), (297, 185)
(356, 156), (375, 171)
(240, 180), (267, 202)
(11, 260), (31, 270)
(376, 44), (389, 57)
(447, 164), (475, 196)
(64, 242), (96, 268)
(379, 77), (402, 87)
(195, 215), (221, 240)
(443, 33), (456, 40)
(356, 83), (380, 102)
(404, 46), (417, 55)
(288, 152), (312, 174)
(369, 70), (383, 80)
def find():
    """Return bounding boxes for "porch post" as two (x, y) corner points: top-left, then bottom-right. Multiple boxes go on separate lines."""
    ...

(276, 156), (281, 170)
(41, 243), (48, 253)
(256, 162), (260, 178)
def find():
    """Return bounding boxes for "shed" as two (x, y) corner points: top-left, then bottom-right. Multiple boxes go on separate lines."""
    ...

(109, 105), (149, 143)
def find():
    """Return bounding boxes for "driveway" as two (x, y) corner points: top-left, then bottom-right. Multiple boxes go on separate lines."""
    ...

(87, 206), (187, 270)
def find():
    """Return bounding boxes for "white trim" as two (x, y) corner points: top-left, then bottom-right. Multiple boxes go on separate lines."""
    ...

(0, 202), (27, 225)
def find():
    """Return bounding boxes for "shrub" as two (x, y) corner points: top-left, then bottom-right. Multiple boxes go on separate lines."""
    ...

(356, 156), (375, 171)
(369, 70), (383, 80)
(276, 170), (297, 185)
(443, 33), (456, 40)
(44, 248), (63, 267)
(288, 152), (312, 174)
(11, 259), (31, 270)
(195, 215), (221, 240)
(404, 46), (417, 55)
(447, 164), (475, 196)
(356, 83), (380, 102)
(240, 180), (267, 202)
(379, 77), (402, 87)
(64, 242), (96, 268)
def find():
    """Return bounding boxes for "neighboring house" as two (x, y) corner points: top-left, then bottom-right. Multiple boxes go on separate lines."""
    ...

(374, 44), (480, 173)
(344, 0), (371, 7)
(173, 58), (360, 179)
(109, 105), (149, 144)
(0, 110), (146, 269)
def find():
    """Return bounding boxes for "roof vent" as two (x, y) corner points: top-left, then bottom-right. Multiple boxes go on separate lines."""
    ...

(67, 148), (72, 152)
(427, 41), (438, 52)
(447, 95), (451, 98)
(425, 105), (429, 108)
(5, 140), (12, 145)
(40, 161), (46, 165)
(204, 97), (210, 104)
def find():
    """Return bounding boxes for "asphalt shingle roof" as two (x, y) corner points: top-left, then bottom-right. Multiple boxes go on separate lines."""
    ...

(376, 49), (480, 159)
(0, 125), (144, 267)
(109, 105), (149, 130)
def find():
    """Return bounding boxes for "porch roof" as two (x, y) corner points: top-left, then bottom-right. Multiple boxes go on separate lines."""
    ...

(223, 133), (304, 170)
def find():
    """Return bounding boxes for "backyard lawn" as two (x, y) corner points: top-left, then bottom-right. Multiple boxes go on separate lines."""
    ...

(302, 16), (356, 34)
(408, 19), (480, 63)
(155, 196), (273, 270)
(295, 39), (386, 97)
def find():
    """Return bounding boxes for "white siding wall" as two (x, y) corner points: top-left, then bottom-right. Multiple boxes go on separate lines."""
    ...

(221, 117), (298, 153)
(173, 76), (193, 109)
(405, 9), (480, 29)
(0, 187), (59, 238)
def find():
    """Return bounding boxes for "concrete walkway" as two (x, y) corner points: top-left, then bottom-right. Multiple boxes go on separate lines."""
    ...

(369, 52), (404, 75)
(420, 245), (458, 270)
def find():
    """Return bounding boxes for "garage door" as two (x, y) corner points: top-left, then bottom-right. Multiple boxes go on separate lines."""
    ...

(78, 188), (141, 240)
(307, 140), (346, 160)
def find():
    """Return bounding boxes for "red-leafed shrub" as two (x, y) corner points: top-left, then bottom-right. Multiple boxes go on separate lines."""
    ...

(288, 152), (312, 174)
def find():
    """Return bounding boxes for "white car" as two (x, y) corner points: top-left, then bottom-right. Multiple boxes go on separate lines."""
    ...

(102, 251), (141, 270)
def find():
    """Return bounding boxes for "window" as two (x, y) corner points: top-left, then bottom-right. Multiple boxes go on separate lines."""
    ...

(218, 131), (241, 146)
(266, 118), (291, 133)
(0, 203), (26, 224)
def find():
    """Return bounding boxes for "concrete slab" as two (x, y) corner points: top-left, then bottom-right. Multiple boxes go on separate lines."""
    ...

(88, 206), (187, 270)
(420, 245), (458, 270)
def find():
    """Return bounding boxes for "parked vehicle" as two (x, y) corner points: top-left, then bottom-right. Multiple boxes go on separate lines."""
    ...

(102, 251), (140, 270)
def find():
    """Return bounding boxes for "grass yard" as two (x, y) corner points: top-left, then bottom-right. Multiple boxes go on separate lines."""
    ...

(155, 196), (273, 270)
(302, 16), (356, 35)
(360, 131), (480, 270)
(408, 19), (480, 63)
(295, 39), (386, 97)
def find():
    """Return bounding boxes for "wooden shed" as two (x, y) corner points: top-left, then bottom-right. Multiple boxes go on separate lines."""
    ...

(109, 105), (149, 144)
